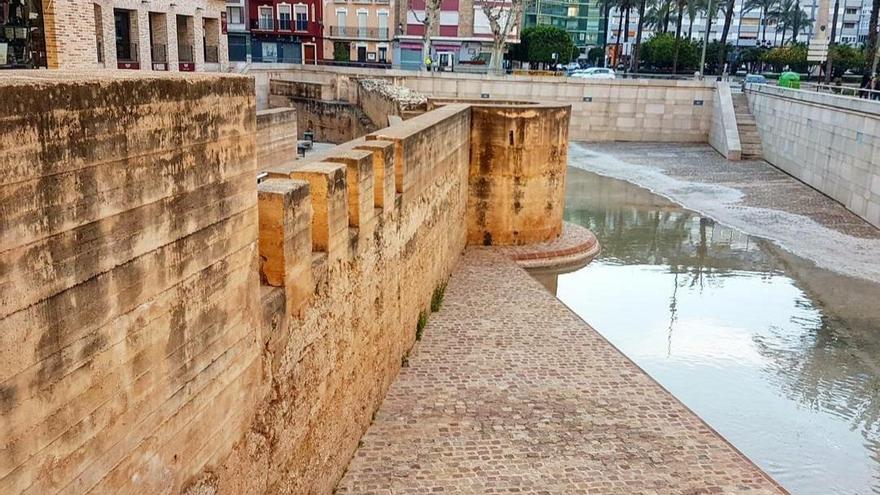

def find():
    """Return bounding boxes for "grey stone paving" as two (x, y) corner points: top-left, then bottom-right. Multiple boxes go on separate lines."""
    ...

(336, 248), (786, 494)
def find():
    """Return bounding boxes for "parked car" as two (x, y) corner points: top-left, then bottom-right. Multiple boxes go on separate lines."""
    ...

(742, 74), (767, 90)
(572, 67), (616, 80)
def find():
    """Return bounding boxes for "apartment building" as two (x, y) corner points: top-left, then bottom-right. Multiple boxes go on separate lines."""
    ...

(325, 0), (394, 65)
(607, 0), (875, 51)
(395, 0), (521, 70)
(249, 0), (323, 63)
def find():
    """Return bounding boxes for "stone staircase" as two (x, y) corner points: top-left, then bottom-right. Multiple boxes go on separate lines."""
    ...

(731, 92), (763, 160)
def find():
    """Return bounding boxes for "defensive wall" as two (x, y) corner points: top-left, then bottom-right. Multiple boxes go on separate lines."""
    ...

(746, 84), (880, 228)
(0, 71), (569, 494)
(256, 107), (298, 170)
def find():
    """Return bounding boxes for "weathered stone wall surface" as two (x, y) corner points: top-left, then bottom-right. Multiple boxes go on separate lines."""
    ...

(468, 104), (571, 245)
(0, 71), (568, 495)
(0, 71), (260, 494)
(200, 103), (473, 494)
(747, 84), (880, 227)
(269, 80), (376, 144)
(256, 107), (298, 170)
(356, 79), (428, 129)
(708, 82), (742, 160)
(250, 65), (715, 142)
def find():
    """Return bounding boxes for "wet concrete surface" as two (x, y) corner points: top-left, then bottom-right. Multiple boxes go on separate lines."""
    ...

(546, 162), (880, 494)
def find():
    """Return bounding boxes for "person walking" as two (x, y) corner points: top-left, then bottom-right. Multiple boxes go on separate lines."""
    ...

(871, 75), (880, 101)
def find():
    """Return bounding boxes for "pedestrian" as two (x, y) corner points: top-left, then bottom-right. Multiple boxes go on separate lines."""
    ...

(425, 56), (432, 72)
(871, 75), (880, 101)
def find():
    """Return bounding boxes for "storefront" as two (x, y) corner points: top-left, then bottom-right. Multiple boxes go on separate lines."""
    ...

(0, 0), (46, 69)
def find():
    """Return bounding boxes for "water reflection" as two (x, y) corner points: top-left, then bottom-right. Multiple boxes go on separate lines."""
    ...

(543, 168), (880, 495)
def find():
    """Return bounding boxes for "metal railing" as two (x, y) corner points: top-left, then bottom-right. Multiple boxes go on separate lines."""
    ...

(279, 18), (292, 30)
(327, 26), (390, 39)
(798, 81), (880, 100)
(115, 42), (138, 62)
(151, 43), (167, 63)
(178, 43), (194, 62)
(204, 45), (219, 63)
(295, 19), (309, 31)
(254, 18), (275, 30)
(96, 40), (104, 63)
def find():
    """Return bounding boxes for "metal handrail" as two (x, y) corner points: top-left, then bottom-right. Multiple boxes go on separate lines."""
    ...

(152, 44), (167, 63)
(799, 81), (880, 99)
(204, 45), (219, 63)
(178, 44), (194, 62)
(116, 42), (138, 62)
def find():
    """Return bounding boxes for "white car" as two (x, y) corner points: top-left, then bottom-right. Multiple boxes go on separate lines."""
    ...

(572, 67), (616, 80)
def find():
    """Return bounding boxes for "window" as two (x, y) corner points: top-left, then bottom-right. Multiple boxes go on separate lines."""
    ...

(845, 8), (858, 14)
(843, 21), (856, 29)
(278, 4), (292, 30)
(337, 9), (347, 31)
(228, 6), (243, 24)
(378, 46), (387, 62)
(259, 6), (273, 30)
(378, 11), (389, 38)
(262, 41), (278, 62)
(357, 10), (367, 38)
(295, 4), (308, 31)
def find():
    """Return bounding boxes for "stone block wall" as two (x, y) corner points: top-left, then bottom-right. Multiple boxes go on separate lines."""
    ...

(0, 71), (569, 495)
(269, 80), (376, 144)
(253, 65), (715, 142)
(747, 84), (880, 227)
(708, 82), (742, 160)
(0, 71), (260, 494)
(257, 107), (299, 170)
(202, 103), (474, 494)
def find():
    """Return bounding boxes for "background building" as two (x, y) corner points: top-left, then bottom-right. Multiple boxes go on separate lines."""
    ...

(248, 0), (323, 63)
(523, 0), (606, 58)
(226, 0), (250, 62)
(325, 0), (394, 65)
(3, 0), (230, 71)
(394, 0), (521, 71)
(1, 0), (47, 69)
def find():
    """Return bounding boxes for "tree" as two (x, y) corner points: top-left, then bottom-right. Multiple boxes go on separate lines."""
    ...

(761, 43), (808, 71)
(409, 0), (442, 70)
(333, 42), (350, 62)
(742, 0), (779, 45)
(631, 0), (649, 71)
(770, 0), (810, 45)
(481, 0), (525, 73)
(641, 32), (698, 69)
(672, 0), (687, 73)
(686, 0), (700, 38)
(825, 44), (866, 78)
(716, 0), (736, 73)
(514, 25), (578, 65)
(863, 0), (880, 87)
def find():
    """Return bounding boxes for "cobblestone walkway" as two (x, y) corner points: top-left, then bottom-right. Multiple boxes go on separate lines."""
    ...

(336, 249), (786, 494)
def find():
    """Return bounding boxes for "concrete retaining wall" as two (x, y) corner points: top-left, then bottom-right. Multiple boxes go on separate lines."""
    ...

(709, 82), (742, 160)
(747, 84), (880, 227)
(249, 65), (716, 143)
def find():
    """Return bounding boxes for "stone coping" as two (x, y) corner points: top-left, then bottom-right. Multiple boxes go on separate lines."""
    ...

(0, 69), (250, 85)
(493, 221), (600, 270)
(337, 248), (787, 494)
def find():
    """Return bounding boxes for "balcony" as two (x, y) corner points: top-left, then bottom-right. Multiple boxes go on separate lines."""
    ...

(151, 44), (167, 63)
(116, 42), (138, 62)
(253, 18), (275, 31)
(279, 18), (292, 30)
(328, 26), (391, 39)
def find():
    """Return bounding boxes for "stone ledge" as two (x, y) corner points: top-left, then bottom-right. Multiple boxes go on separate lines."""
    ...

(492, 222), (601, 269)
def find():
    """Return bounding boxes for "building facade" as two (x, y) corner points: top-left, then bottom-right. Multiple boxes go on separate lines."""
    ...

(226, 0), (250, 61)
(324, 0), (394, 65)
(1, 0), (48, 69)
(24, 0), (229, 71)
(248, 0), (323, 63)
(395, 0), (521, 71)
(523, 0), (606, 56)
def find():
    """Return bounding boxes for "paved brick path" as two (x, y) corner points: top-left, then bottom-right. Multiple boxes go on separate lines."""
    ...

(336, 248), (786, 494)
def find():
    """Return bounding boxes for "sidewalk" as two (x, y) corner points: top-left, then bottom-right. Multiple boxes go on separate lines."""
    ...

(336, 248), (786, 494)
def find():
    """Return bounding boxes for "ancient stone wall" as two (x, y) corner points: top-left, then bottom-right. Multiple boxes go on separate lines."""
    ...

(0, 72), (568, 495)
(256, 107), (298, 170)
(269, 80), (376, 144)
(468, 104), (571, 245)
(198, 103), (474, 494)
(356, 79), (428, 129)
(0, 71), (260, 494)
